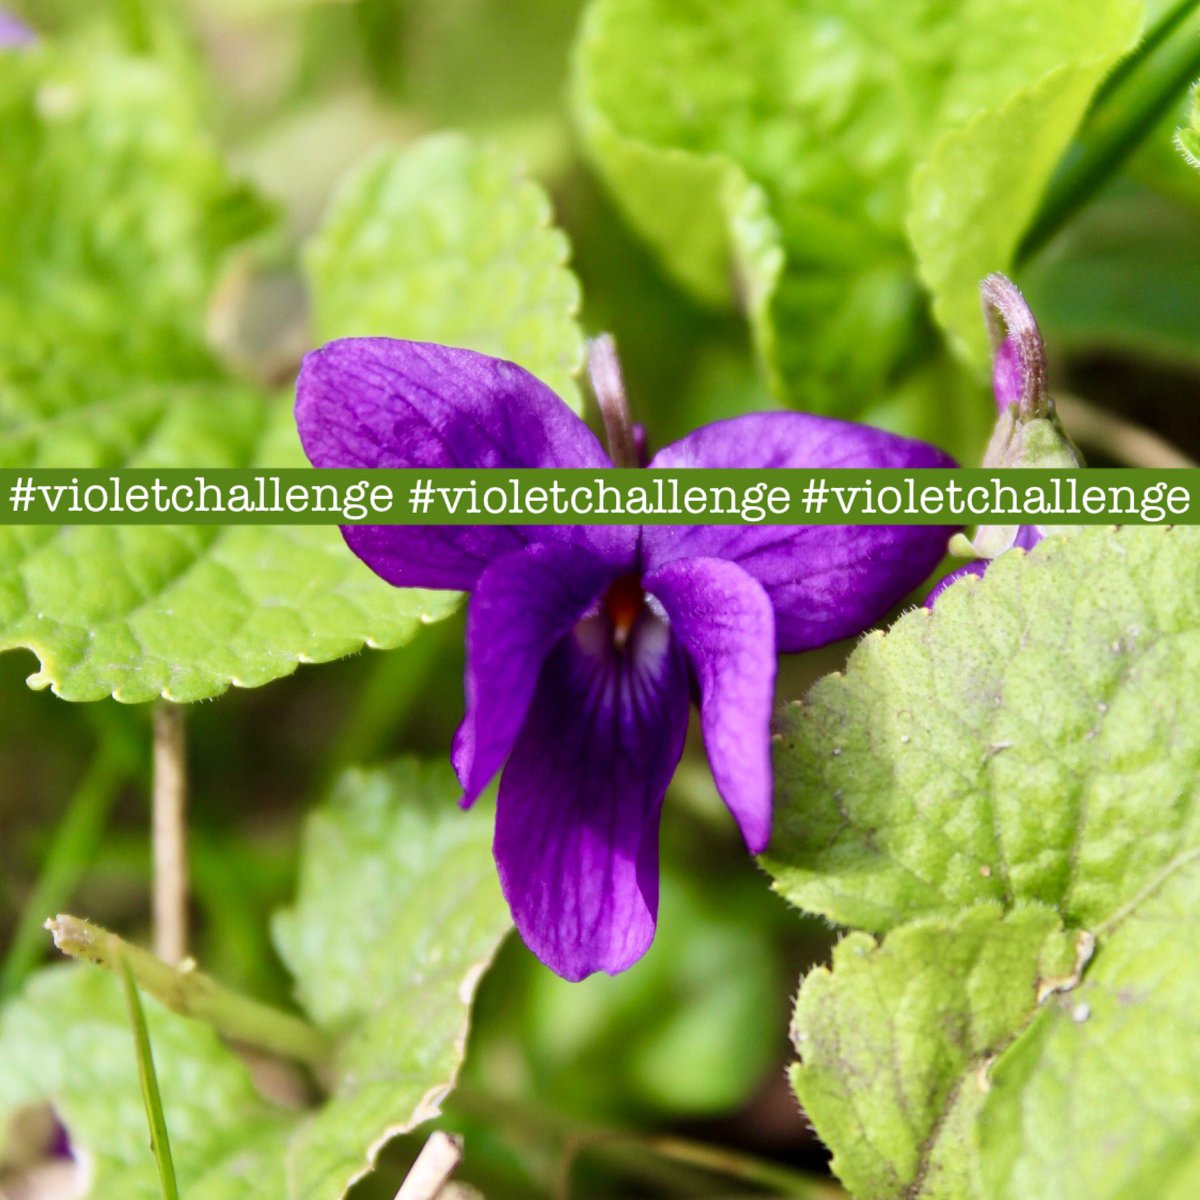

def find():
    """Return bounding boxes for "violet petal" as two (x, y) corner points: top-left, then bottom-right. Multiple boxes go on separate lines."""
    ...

(453, 542), (619, 805)
(645, 557), (775, 853)
(645, 412), (958, 651)
(924, 558), (989, 606)
(1013, 524), (1044, 551)
(295, 338), (632, 589)
(494, 608), (689, 980)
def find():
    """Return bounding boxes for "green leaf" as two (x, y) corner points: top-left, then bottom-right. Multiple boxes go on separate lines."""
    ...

(0, 44), (271, 385)
(0, 397), (455, 702)
(0, 60), (584, 705)
(0, 44), (463, 703)
(909, 5), (1145, 362)
(2, 761), (511, 1200)
(306, 133), (585, 411)
(774, 528), (1200, 1197)
(980, 854), (1200, 1199)
(273, 759), (511, 1198)
(789, 824), (1200, 1199)
(791, 905), (1084, 1200)
(0, 966), (292, 1200)
(764, 526), (1200, 933)
(574, 0), (1141, 409)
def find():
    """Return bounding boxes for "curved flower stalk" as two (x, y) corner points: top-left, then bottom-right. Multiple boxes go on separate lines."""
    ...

(296, 337), (956, 979)
(927, 273), (1082, 605)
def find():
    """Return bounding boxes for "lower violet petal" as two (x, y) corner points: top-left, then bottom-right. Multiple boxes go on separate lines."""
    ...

(494, 607), (690, 981)
(645, 557), (775, 854)
(453, 543), (619, 804)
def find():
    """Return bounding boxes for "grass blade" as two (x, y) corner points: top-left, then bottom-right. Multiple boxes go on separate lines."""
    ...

(119, 954), (181, 1200)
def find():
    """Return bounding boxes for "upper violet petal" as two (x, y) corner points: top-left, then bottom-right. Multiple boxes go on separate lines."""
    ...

(296, 338), (632, 590)
(453, 542), (619, 805)
(645, 557), (775, 854)
(644, 412), (959, 651)
(494, 607), (690, 980)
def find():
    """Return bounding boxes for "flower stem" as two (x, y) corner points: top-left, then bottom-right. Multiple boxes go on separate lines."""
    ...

(1056, 394), (1198, 468)
(394, 1132), (464, 1200)
(153, 703), (188, 965)
(451, 1085), (841, 1199)
(587, 334), (640, 469)
(560, 1131), (846, 1199)
(1018, 30), (1200, 264)
(119, 956), (180, 1200)
(47, 913), (333, 1067)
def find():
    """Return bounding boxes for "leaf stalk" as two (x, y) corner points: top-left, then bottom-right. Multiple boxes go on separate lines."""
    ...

(48, 913), (333, 1067)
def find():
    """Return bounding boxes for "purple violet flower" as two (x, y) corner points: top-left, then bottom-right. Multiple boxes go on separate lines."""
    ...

(0, 9), (35, 46)
(296, 336), (957, 979)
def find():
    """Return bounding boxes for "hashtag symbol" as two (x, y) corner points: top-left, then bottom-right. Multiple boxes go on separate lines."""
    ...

(409, 476), (434, 514)
(9, 476), (34, 514)
(801, 476), (828, 516)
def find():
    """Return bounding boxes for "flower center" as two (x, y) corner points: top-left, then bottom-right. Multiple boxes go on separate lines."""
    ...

(604, 574), (645, 648)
